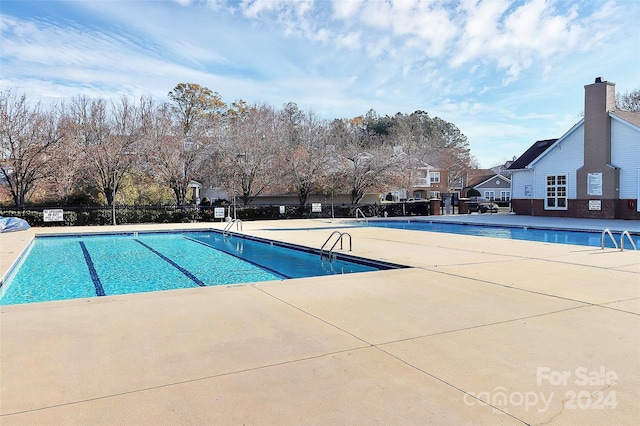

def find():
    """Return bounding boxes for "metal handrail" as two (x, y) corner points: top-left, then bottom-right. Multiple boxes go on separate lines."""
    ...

(320, 231), (352, 261)
(620, 231), (637, 251)
(320, 231), (342, 257)
(601, 229), (619, 249)
(355, 208), (367, 223)
(327, 233), (352, 260)
(223, 219), (243, 236)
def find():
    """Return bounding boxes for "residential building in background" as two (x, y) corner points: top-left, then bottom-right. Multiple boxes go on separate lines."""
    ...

(509, 78), (640, 219)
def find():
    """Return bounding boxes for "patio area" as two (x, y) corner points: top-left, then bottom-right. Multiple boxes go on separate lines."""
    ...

(1, 217), (639, 425)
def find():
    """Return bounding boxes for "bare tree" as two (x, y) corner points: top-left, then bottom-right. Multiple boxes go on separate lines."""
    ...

(47, 126), (82, 203)
(218, 104), (281, 206)
(68, 96), (146, 206)
(0, 91), (67, 206)
(1, 84), (479, 209)
(330, 119), (406, 204)
(616, 88), (640, 112)
(143, 102), (186, 204)
(278, 106), (331, 207)
(160, 83), (226, 205)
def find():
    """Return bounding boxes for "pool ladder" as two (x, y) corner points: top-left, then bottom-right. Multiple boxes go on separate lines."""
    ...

(601, 229), (637, 251)
(355, 208), (368, 223)
(320, 231), (352, 261)
(223, 219), (243, 236)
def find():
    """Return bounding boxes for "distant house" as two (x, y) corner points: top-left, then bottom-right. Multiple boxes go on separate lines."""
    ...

(465, 173), (511, 205)
(490, 158), (517, 178)
(509, 78), (640, 219)
(409, 162), (449, 200)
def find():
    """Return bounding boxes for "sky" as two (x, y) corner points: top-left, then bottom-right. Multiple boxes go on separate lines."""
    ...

(1, 0), (639, 168)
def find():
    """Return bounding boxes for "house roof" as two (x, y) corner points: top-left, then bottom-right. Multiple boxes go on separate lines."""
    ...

(508, 138), (557, 170)
(467, 174), (495, 187)
(465, 168), (493, 183)
(610, 110), (640, 128)
(416, 161), (436, 170)
(466, 173), (510, 189)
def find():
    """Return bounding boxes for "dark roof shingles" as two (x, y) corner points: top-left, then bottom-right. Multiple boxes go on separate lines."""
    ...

(508, 138), (557, 170)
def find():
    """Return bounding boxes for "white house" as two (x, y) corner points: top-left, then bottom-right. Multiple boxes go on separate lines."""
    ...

(509, 78), (640, 219)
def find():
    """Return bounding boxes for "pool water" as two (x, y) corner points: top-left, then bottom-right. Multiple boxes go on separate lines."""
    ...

(363, 220), (640, 248)
(0, 231), (394, 305)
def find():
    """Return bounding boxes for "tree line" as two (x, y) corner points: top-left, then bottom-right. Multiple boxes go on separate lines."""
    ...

(1, 83), (475, 208)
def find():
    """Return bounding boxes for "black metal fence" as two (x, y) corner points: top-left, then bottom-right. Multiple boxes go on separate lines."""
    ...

(0, 201), (436, 227)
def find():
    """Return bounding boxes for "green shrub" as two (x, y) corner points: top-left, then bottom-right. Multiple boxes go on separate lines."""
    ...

(1, 201), (439, 227)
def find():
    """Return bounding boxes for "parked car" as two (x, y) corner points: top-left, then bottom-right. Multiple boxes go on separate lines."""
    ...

(466, 197), (498, 213)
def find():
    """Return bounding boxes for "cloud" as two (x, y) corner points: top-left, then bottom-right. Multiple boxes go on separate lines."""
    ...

(332, 0), (364, 19)
(240, 0), (281, 18)
(449, 0), (614, 79)
(329, 0), (459, 58)
(337, 31), (362, 50)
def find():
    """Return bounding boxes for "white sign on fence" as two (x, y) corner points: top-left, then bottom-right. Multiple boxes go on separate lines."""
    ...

(279, 205), (285, 214)
(312, 203), (322, 213)
(214, 207), (225, 219)
(43, 209), (64, 222)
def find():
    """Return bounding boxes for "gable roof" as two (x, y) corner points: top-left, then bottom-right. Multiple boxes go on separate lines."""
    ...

(468, 173), (510, 188)
(508, 138), (557, 170)
(467, 174), (494, 187)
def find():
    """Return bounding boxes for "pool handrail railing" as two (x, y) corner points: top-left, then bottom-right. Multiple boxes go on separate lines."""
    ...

(620, 230), (637, 251)
(223, 219), (243, 236)
(320, 231), (352, 261)
(355, 208), (367, 223)
(601, 229), (638, 251)
(601, 229), (618, 250)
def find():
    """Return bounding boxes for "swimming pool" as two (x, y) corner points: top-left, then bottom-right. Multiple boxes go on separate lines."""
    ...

(362, 220), (640, 248)
(0, 231), (402, 305)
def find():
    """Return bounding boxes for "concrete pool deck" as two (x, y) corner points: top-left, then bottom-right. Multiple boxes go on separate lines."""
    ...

(1, 216), (638, 425)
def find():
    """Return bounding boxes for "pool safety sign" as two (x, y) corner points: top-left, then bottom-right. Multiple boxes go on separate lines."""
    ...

(214, 207), (225, 219)
(43, 209), (64, 222)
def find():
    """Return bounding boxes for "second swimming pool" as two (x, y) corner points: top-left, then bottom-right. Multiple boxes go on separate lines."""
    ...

(0, 231), (403, 305)
(360, 220), (640, 248)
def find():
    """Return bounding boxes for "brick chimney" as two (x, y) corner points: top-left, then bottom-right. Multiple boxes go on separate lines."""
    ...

(576, 77), (620, 217)
(583, 77), (616, 165)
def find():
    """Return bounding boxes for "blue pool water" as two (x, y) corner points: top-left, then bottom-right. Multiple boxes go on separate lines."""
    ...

(363, 220), (640, 248)
(0, 231), (397, 305)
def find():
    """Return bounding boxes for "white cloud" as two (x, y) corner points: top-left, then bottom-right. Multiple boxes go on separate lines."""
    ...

(331, 0), (364, 19)
(366, 37), (394, 59)
(311, 27), (330, 43)
(240, 0), (278, 18)
(450, 0), (510, 67)
(337, 31), (362, 50)
(359, 0), (393, 29)
(449, 0), (610, 79)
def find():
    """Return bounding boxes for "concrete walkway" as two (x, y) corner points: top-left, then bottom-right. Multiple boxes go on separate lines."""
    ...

(1, 217), (638, 425)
